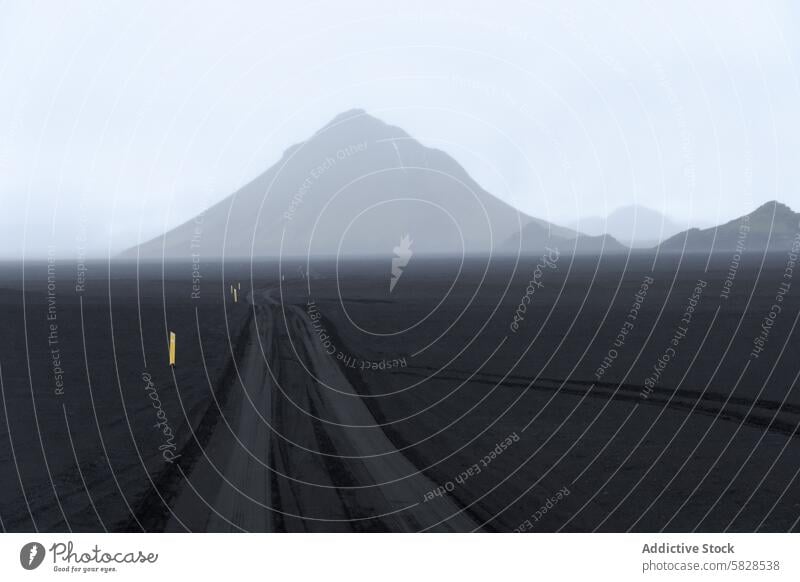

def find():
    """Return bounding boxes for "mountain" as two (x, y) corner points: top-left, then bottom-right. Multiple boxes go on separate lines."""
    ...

(659, 201), (800, 253)
(123, 109), (593, 260)
(503, 224), (625, 254)
(569, 205), (685, 248)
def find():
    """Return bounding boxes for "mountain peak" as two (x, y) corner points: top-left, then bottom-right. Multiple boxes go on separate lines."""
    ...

(660, 200), (799, 253)
(570, 205), (683, 248)
(751, 200), (794, 217)
(126, 108), (551, 259)
(609, 204), (669, 218)
(279, 109), (403, 160)
(315, 108), (407, 140)
(326, 108), (368, 124)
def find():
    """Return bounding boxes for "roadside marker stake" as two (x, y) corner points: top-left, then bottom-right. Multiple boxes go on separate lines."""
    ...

(169, 332), (176, 367)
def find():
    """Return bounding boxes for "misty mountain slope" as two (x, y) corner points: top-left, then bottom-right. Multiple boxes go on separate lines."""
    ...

(123, 109), (583, 260)
(659, 201), (800, 253)
(570, 205), (685, 248)
(503, 223), (626, 254)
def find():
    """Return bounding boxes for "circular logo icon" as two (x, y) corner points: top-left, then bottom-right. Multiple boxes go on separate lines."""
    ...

(19, 542), (46, 570)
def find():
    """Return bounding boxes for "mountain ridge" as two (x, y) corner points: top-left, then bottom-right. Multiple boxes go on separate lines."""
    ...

(121, 110), (798, 260)
(122, 110), (615, 260)
(569, 205), (686, 248)
(659, 200), (800, 253)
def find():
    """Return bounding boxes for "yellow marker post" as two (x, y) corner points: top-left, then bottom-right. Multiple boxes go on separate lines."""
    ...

(233, 288), (238, 303)
(169, 332), (176, 367)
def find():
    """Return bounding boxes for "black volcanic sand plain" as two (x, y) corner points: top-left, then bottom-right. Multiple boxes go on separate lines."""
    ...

(1, 252), (800, 532)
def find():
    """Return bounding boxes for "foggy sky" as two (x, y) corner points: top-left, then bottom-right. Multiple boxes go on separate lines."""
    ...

(1, 0), (799, 257)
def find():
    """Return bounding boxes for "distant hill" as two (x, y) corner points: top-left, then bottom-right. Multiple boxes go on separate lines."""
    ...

(121, 109), (605, 260)
(503, 224), (626, 254)
(570, 205), (685, 248)
(659, 201), (800, 253)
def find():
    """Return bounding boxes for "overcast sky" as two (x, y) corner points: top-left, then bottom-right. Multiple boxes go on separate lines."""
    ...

(1, 0), (799, 257)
